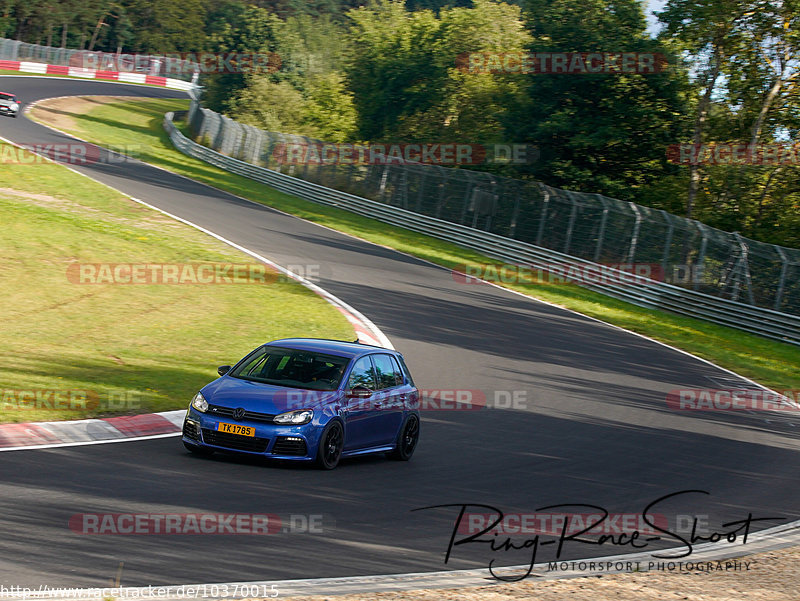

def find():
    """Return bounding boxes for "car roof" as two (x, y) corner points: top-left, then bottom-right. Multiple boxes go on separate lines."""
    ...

(265, 338), (395, 359)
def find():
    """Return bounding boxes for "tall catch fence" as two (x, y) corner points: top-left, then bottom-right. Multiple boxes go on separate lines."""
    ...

(0, 37), (198, 82)
(184, 101), (800, 320)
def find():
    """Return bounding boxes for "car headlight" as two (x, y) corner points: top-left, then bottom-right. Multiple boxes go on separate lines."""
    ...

(274, 409), (313, 425)
(191, 392), (208, 413)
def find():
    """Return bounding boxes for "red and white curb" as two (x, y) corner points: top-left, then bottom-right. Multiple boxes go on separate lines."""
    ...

(0, 410), (185, 452)
(0, 59), (194, 90)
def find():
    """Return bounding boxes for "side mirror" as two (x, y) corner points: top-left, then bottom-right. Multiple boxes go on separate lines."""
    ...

(347, 386), (372, 399)
(217, 365), (231, 376)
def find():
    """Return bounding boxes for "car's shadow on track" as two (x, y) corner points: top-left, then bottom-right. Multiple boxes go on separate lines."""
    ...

(185, 449), (389, 470)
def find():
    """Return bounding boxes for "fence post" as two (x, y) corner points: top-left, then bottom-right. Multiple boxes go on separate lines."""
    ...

(346, 162), (357, 194)
(693, 221), (709, 291)
(300, 136), (312, 181)
(482, 179), (497, 232)
(733, 233), (756, 305)
(627, 201), (642, 263)
(460, 180), (474, 225)
(435, 178), (446, 219)
(593, 194), (609, 263)
(563, 191), (580, 255)
(274, 132), (289, 173)
(416, 168), (427, 213)
(378, 166), (389, 202)
(536, 183), (549, 246)
(774, 245), (790, 311)
(397, 166), (409, 209)
(660, 210), (674, 281)
(509, 188), (521, 239)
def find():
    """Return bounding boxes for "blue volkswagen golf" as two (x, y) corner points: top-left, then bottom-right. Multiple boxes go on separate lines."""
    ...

(182, 339), (420, 469)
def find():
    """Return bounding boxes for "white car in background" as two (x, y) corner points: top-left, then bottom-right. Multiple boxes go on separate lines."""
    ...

(0, 92), (20, 117)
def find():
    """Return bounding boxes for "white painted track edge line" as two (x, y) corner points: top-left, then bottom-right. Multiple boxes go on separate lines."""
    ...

(0, 432), (181, 452)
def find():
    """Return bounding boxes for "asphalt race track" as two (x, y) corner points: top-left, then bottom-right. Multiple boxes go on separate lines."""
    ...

(1, 76), (798, 588)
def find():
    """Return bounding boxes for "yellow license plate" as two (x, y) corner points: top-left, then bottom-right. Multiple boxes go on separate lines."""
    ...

(218, 422), (255, 437)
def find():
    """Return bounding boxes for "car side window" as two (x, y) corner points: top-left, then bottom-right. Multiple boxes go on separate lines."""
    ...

(372, 354), (403, 389)
(397, 355), (415, 387)
(347, 357), (377, 390)
(237, 347), (270, 377)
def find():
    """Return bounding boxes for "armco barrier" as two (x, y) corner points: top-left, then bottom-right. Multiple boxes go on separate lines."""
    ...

(163, 111), (800, 345)
(186, 104), (800, 317)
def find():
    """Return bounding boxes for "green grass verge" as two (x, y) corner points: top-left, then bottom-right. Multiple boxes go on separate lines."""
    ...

(28, 97), (800, 393)
(0, 140), (353, 423)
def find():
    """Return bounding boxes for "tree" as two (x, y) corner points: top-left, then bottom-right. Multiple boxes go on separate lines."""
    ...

(506, 0), (688, 201)
(658, 0), (800, 245)
(344, 0), (530, 147)
(227, 78), (309, 132)
(345, 0), (443, 140)
(121, 0), (207, 52)
(302, 72), (358, 141)
(657, 0), (750, 219)
(201, 2), (278, 112)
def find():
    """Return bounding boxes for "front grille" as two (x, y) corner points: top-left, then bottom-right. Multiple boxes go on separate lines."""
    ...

(201, 428), (269, 453)
(272, 436), (308, 456)
(183, 420), (201, 441)
(208, 405), (276, 423)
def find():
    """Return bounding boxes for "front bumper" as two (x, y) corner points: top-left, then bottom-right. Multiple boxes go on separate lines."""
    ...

(0, 106), (18, 115)
(182, 408), (318, 461)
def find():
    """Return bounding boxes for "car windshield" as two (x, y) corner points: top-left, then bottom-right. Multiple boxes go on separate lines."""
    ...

(0, 93), (14, 101)
(229, 346), (350, 391)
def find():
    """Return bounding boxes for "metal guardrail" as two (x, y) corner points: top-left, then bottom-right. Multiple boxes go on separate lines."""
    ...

(186, 103), (800, 317)
(164, 111), (800, 345)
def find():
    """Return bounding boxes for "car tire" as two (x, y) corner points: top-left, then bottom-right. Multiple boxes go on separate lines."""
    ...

(388, 414), (420, 461)
(184, 442), (214, 457)
(315, 421), (343, 470)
